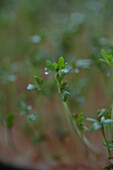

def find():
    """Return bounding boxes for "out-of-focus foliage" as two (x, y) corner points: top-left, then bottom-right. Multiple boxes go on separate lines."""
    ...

(1, 0), (113, 168)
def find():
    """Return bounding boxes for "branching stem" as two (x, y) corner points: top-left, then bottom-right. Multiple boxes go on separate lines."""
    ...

(55, 75), (96, 154)
(63, 102), (96, 154)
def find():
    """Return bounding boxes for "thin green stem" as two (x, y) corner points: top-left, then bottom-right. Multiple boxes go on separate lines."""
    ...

(55, 73), (96, 154)
(63, 102), (80, 138)
(101, 126), (111, 159)
(63, 102), (96, 154)
(111, 106), (113, 142)
(4, 120), (18, 153)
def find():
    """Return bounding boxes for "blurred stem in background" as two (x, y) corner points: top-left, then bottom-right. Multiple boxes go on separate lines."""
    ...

(111, 105), (113, 141)
(63, 100), (96, 154)
(55, 72), (96, 154)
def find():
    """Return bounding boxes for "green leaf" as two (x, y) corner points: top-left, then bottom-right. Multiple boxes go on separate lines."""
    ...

(101, 49), (113, 67)
(34, 76), (43, 85)
(27, 84), (36, 90)
(86, 118), (98, 123)
(104, 164), (113, 170)
(103, 141), (113, 148)
(46, 60), (55, 73)
(104, 119), (113, 124)
(83, 126), (89, 131)
(62, 90), (70, 102)
(53, 62), (58, 69)
(58, 57), (64, 69)
(101, 49), (109, 61)
(98, 108), (106, 117)
(6, 113), (14, 128)
(100, 116), (105, 124)
(77, 113), (88, 131)
(89, 122), (101, 134)
(99, 59), (107, 63)
(87, 118), (101, 134)
(27, 112), (38, 121)
(61, 81), (67, 90)
(20, 102), (32, 115)
(77, 113), (84, 126)
(56, 71), (64, 84)
(109, 158), (113, 164)
(57, 68), (71, 84)
(62, 62), (68, 69)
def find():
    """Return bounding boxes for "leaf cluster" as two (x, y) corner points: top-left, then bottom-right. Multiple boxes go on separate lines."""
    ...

(103, 141), (113, 151)
(20, 101), (32, 115)
(87, 106), (113, 134)
(20, 101), (38, 122)
(46, 57), (71, 102)
(27, 76), (43, 92)
(72, 113), (88, 132)
(100, 50), (113, 67)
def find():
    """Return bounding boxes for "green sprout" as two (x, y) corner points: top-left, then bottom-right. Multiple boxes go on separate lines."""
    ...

(100, 50), (113, 67)
(87, 105), (113, 170)
(45, 56), (95, 154)
(27, 52), (113, 168)
(86, 50), (113, 169)
(27, 56), (95, 153)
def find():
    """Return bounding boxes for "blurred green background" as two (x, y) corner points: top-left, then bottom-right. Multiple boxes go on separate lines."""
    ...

(1, 0), (113, 169)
